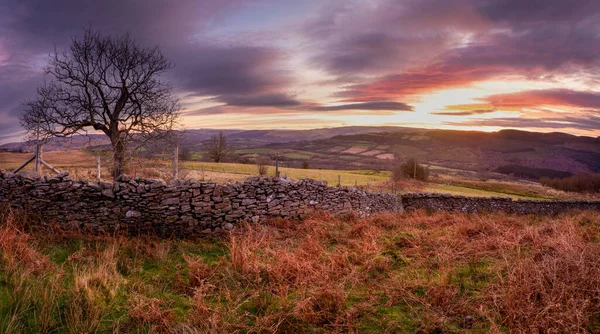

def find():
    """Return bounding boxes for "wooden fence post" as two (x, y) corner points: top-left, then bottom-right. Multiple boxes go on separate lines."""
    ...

(173, 144), (179, 180)
(96, 155), (101, 181)
(275, 153), (280, 178)
(35, 142), (41, 174)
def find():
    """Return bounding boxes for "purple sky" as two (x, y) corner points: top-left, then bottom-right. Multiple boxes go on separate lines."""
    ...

(1, 0), (599, 144)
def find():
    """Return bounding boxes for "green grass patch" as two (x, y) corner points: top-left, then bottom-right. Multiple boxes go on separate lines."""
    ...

(182, 161), (390, 186)
(423, 184), (539, 199)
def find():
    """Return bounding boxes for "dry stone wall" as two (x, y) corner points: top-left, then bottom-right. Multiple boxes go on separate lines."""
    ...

(402, 193), (600, 214)
(0, 171), (403, 237)
(2, 170), (599, 237)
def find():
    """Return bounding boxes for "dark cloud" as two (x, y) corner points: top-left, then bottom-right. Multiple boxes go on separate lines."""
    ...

(184, 105), (301, 117)
(184, 101), (414, 117)
(211, 93), (301, 107)
(171, 45), (293, 97)
(307, 0), (600, 102)
(340, 25), (600, 100)
(477, 0), (600, 25)
(0, 0), (239, 54)
(432, 109), (495, 116)
(310, 101), (414, 112)
(304, 0), (486, 76)
(0, 0), (296, 138)
(0, 63), (43, 143)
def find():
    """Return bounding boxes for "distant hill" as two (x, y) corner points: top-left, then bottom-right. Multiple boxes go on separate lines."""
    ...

(0, 126), (407, 151)
(0, 134), (109, 152)
(254, 129), (600, 177)
(2, 127), (598, 179)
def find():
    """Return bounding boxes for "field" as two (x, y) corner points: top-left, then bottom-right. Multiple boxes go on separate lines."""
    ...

(0, 150), (588, 200)
(2, 208), (600, 332)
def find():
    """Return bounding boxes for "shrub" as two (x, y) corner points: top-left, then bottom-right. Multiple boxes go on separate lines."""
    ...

(178, 145), (193, 161)
(392, 158), (429, 181)
(256, 157), (270, 176)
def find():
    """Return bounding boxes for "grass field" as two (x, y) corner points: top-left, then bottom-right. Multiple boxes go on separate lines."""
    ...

(0, 150), (586, 199)
(0, 151), (96, 169)
(2, 208), (600, 333)
(180, 161), (390, 187)
(423, 184), (535, 199)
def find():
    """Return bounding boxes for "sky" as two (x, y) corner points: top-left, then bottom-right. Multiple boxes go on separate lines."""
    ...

(1, 0), (600, 144)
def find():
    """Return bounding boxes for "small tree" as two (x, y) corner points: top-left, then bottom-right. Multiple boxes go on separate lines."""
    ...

(178, 145), (193, 161)
(204, 131), (230, 163)
(301, 161), (310, 169)
(20, 29), (180, 177)
(256, 157), (269, 176)
(392, 158), (429, 181)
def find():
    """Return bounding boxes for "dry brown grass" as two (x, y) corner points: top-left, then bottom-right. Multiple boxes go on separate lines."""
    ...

(1, 207), (600, 332)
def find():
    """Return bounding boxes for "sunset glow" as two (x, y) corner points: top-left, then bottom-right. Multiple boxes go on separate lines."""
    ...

(1, 0), (599, 144)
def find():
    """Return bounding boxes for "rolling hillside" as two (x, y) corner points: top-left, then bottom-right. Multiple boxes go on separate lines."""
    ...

(2, 127), (599, 180)
(237, 129), (600, 178)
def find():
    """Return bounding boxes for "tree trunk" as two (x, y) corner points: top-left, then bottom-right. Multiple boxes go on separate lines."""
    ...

(112, 137), (126, 177)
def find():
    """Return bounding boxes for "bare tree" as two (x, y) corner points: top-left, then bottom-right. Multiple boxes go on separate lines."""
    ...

(204, 132), (230, 163)
(20, 29), (180, 177)
(178, 145), (193, 161)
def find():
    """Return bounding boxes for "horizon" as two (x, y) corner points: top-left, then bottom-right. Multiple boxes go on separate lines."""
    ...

(1, 0), (600, 144)
(2, 125), (599, 147)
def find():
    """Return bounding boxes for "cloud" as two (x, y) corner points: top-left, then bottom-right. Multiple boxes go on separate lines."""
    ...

(211, 93), (302, 107)
(171, 45), (293, 97)
(305, 0), (600, 102)
(477, 0), (600, 25)
(432, 109), (496, 116)
(482, 89), (600, 110)
(309, 101), (414, 112)
(0, 63), (43, 139)
(0, 0), (296, 135)
(447, 114), (600, 132)
(184, 100), (414, 117)
(303, 0), (487, 76)
(1, 0), (600, 139)
(0, 0), (240, 54)
(341, 25), (600, 100)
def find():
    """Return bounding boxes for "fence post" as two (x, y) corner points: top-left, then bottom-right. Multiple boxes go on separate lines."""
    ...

(34, 142), (42, 175)
(338, 175), (341, 187)
(173, 144), (179, 180)
(96, 155), (101, 181)
(414, 160), (417, 179)
(275, 153), (280, 178)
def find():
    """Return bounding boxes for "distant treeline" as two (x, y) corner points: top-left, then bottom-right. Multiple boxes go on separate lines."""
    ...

(495, 164), (572, 180)
(541, 173), (600, 193)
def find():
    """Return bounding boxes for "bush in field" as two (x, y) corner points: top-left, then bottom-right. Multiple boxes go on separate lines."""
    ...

(256, 157), (270, 176)
(301, 161), (310, 169)
(541, 172), (600, 193)
(178, 145), (193, 161)
(392, 158), (429, 181)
